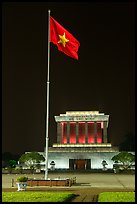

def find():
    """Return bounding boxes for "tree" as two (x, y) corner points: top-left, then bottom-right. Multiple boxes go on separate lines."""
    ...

(7, 160), (17, 173)
(111, 151), (135, 171)
(2, 152), (21, 168)
(19, 152), (45, 173)
(2, 152), (13, 167)
(8, 160), (17, 168)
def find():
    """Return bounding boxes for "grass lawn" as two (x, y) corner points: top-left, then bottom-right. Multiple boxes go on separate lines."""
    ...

(2, 191), (75, 202)
(98, 192), (135, 202)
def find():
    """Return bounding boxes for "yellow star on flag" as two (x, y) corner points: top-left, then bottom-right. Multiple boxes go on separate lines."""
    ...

(58, 33), (69, 47)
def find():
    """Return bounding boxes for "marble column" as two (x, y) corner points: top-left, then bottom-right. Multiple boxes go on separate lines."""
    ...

(94, 122), (97, 143)
(103, 121), (108, 143)
(85, 122), (88, 144)
(57, 122), (61, 144)
(67, 122), (70, 144)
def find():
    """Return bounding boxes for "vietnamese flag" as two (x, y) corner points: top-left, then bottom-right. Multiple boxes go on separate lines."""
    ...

(50, 16), (80, 60)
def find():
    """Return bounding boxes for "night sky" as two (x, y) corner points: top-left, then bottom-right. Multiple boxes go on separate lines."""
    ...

(2, 2), (135, 155)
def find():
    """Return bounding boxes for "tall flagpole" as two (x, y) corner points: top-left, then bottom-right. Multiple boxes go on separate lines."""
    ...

(45, 9), (50, 180)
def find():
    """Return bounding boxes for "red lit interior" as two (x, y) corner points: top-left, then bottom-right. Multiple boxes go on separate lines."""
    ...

(70, 122), (76, 143)
(78, 122), (85, 143)
(101, 122), (104, 129)
(88, 122), (94, 143)
(61, 121), (103, 144)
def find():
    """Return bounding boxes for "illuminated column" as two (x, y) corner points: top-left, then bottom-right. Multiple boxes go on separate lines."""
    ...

(76, 122), (79, 143)
(103, 121), (108, 143)
(94, 122), (97, 143)
(67, 122), (70, 144)
(57, 122), (61, 144)
(85, 122), (88, 144)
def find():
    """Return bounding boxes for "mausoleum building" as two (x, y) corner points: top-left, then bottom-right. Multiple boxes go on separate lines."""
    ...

(41, 111), (119, 170)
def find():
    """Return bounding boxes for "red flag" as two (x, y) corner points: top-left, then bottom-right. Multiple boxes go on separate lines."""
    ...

(50, 16), (80, 60)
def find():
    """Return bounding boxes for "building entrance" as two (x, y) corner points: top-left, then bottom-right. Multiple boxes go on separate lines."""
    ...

(75, 159), (86, 169)
(69, 159), (91, 170)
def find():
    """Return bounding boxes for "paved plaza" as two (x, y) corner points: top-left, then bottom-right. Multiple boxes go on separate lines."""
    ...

(2, 172), (135, 202)
(2, 172), (135, 189)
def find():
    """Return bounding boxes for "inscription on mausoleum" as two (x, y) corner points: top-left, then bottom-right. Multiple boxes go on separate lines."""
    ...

(55, 115), (109, 122)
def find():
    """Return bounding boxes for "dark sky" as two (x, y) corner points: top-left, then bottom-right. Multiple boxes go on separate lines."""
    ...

(2, 2), (135, 155)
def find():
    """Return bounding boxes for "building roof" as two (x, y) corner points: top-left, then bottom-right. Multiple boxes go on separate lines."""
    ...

(55, 111), (109, 122)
